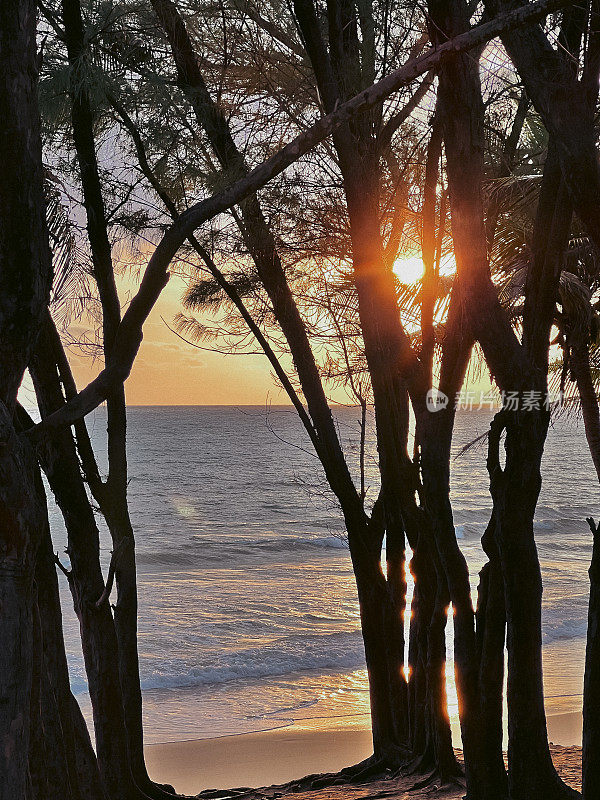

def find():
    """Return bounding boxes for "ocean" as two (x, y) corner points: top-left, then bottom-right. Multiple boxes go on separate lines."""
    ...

(49, 406), (599, 744)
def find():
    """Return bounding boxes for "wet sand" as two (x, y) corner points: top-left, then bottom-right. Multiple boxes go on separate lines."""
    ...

(145, 712), (583, 796)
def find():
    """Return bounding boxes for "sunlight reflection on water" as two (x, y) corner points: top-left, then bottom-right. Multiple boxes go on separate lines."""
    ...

(54, 407), (595, 744)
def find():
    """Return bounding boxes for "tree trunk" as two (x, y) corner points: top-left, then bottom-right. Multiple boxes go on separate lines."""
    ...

(476, 519), (508, 796)
(29, 581), (49, 800)
(406, 535), (459, 780)
(151, 0), (414, 767)
(488, 411), (578, 800)
(102, 398), (158, 795)
(429, 3), (581, 797)
(426, 561), (459, 783)
(419, 360), (483, 794)
(407, 546), (431, 757)
(60, 0), (155, 787)
(0, 0), (52, 795)
(583, 518), (600, 799)
(348, 516), (409, 763)
(301, 1), (463, 774)
(30, 339), (140, 800)
(384, 514), (410, 744)
(29, 499), (106, 800)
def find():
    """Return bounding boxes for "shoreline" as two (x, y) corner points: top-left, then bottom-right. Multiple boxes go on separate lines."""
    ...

(144, 711), (584, 796)
(146, 719), (373, 795)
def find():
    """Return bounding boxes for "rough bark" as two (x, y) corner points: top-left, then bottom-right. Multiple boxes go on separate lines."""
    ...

(0, 1), (52, 796)
(418, 278), (481, 793)
(405, 531), (460, 783)
(407, 543), (433, 757)
(489, 18), (583, 796)
(488, 412), (578, 800)
(476, 518), (507, 796)
(0, 0), (51, 408)
(430, 4), (583, 798)
(349, 524), (410, 761)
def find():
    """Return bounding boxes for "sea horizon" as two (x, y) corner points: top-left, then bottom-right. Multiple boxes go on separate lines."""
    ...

(50, 406), (596, 749)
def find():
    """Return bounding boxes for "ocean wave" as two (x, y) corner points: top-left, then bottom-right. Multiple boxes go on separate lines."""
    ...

(69, 629), (366, 696)
(136, 534), (350, 568)
(542, 614), (588, 645)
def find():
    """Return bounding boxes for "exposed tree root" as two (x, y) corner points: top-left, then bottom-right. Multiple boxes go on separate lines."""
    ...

(339, 755), (389, 782)
(407, 769), (465, 793)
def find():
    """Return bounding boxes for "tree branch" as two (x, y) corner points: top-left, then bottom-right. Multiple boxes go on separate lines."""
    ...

(25, 0), (571, 439)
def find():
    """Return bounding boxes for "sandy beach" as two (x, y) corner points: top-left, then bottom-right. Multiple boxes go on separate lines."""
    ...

(145, 712), (584, 796)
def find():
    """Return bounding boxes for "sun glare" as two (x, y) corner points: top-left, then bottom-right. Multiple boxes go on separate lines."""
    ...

(393, 255), (425, 284)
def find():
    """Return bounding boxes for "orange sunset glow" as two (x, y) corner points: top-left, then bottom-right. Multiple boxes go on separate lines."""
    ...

(3, 2), (596, 798)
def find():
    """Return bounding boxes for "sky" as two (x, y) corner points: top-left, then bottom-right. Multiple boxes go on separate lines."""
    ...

(70, 271), (292, 405)
(19, 253), (492, 407)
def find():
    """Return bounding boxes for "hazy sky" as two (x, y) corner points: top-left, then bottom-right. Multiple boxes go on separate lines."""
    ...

(63, 256), (426, 405)
(19, 255), (492, 407)
(70, 272), (292, 405)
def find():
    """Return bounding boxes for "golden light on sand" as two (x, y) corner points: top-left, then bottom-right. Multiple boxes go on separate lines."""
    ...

(393, 255), (424, 284)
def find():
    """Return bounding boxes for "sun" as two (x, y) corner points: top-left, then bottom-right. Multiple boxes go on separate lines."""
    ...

(393, 255), (424, 284)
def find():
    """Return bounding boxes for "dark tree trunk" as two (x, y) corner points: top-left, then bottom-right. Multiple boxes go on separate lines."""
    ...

(0, 438), (43, 800)
(429, 4), (582, 797)
(583, 518), (600, 799)
(384, 514), (410, 745)
(30, 335), (140, 800)
(350, 541), (408, 762)
(151, 0), (411, 764)
(406, 536), (459, 782)
(102, 404), (153, 795)
(29, 577), (49, 800)
(417, 280), (479, 792)
(407, 545), (431, 757)
(420, 409), (483, 795)
(15, 402), (108, 800)
(476, 519), (508, 796)
(60, 0), (154, 789)
(488, 18), (582, 791)
(426, 560), (458, 783)
(293, 0), (464, 777)
(488, 412), (578, 800)
(29, 498), (106, 800)
(0, 0), (52, 796)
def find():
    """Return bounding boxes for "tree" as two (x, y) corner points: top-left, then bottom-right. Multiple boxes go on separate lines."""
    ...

(430, 2), (597, 797)
(0, 1), (53, 795)
(0, 1), (575, 797)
